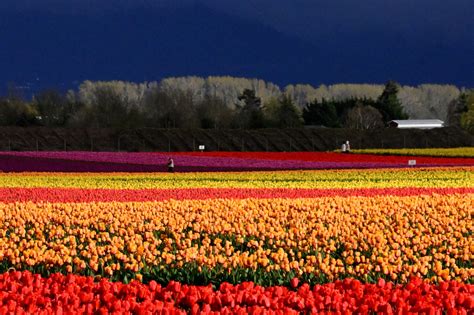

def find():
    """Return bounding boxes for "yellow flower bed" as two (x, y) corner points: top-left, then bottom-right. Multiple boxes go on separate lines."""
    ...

(1, 194), (472, 283)
(0, 167), (472, 189)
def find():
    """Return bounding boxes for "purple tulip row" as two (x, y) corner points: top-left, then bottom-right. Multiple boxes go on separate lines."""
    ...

(0, 151), (422, 172)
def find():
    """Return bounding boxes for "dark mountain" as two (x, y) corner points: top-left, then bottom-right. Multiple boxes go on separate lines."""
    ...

(0, 4), (321, 94)
(0, 3), (472, 95)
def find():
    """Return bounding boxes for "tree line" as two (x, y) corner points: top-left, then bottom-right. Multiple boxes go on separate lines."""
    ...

(0, 78), (472, 133)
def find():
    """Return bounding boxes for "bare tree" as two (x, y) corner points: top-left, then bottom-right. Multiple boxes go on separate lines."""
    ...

(344, 103), (384, 129)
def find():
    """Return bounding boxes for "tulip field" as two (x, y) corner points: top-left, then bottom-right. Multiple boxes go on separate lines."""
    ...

(1, 150), (474, 172)
(354, 147), (474, 158)
(0, 150), (473, 313)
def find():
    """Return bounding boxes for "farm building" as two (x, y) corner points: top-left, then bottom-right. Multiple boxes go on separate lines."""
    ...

(388, 119), (444, 129)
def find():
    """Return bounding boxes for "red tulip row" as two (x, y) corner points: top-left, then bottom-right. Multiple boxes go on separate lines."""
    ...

(173, 151), (474, 165)
(1, 271), (473, 314)
(0, 187), (472, 203)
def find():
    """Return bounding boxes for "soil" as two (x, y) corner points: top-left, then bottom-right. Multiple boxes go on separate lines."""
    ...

(0, 126), (471, 152)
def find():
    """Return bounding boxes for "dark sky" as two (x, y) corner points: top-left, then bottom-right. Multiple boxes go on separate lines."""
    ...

(1, 0), (472, 94)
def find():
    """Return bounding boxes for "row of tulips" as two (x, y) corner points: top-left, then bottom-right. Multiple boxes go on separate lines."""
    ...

(0, 168), (472, 189)
(1, 271), (473, 314)
(0, 187), (472, 203)
(175, 150), (474, 163)
(353, 147), (474, 158)
(0, 154), (409, 173)
(6, 150), (474, 164)
(1, 167), (472, 313)
(1, 194), (472, 284)
(1, 151), (473, 172)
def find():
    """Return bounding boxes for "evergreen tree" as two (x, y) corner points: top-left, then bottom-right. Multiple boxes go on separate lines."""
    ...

(376, 80), (408, 121)
(0, 85), (38, 126)
(276, 94), (303, 128)
(262, 97), (280, 127)
(33, 89), (70, 127)
(237, 89), (261, 109)
(196, 94), (234, 129)
(446, 93), (468, 127)
(303, 98), (340, 127)
(236, 89), (264, 128)
(460, 91), (474, 134)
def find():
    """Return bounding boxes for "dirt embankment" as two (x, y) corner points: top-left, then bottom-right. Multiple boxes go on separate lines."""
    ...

(0, 127), (471, 152)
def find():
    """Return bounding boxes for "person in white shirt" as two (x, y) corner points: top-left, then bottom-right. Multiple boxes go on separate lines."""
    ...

(167, 158), (174, 172)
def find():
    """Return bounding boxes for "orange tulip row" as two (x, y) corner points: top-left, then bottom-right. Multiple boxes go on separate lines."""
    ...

(1, 194), (472, 283)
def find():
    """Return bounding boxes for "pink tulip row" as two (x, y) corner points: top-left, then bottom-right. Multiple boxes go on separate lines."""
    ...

(1, 151), (472, 172)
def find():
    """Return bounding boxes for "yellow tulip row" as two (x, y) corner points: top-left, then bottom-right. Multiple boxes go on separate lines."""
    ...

(1, 194), (472, 282)
(0, 167), (472, 189)
(353, 147), (474, 158)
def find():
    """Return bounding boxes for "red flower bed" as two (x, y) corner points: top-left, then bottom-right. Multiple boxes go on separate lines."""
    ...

(1, 187), (472, 203)
(174, 151), (474, 165)
(0, 271), (473, 314)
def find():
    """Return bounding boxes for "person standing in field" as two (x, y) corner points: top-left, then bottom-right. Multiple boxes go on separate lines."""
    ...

(341, 142), (347, 153)
(167, 157), (174, 172)
(341, 140), (351, 153)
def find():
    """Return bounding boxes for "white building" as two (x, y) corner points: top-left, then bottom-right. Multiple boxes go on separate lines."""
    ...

(388, 119), (444, 129)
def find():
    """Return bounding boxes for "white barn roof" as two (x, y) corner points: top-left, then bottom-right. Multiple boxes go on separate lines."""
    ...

(388, 119), (444, 129)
